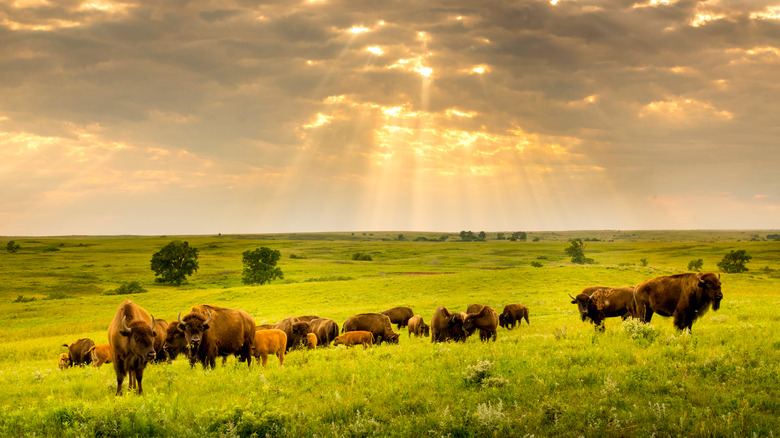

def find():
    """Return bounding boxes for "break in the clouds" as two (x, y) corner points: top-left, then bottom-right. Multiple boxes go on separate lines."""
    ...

(1, 0), (778, 235)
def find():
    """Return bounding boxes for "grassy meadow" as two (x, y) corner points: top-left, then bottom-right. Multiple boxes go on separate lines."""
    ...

(0, 230), (779, 437)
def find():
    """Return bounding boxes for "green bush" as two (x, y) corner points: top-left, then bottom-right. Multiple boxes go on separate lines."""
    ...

(621, 317), (658, 342)
(717, 250), (751, 273)
(531, 261), (543, 268)
(352, 252), (373, 261)
(12, 295), (36, 303)
(242, 247), (284, 285)
(688, 258), (704, 272)
(104, 281), (147, 295)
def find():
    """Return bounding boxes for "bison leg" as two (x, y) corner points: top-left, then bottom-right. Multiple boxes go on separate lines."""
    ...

(135, 367), (145, 395)
(261, 353), (268, 368)
(114, 365), (125, 396)
(278, 350), (284, 366)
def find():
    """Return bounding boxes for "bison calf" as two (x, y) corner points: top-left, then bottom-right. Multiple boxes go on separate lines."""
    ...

(58, 353), (71, 370)
(88, 343), (113, 368)
(407, 315), (430, 338)
(306, 333), (318, 349)
(252, 329), (287, 368)
(333, 331), (375, 349)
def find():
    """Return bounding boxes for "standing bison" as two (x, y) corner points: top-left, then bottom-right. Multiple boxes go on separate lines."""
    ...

(274, 317), (312, 351)
(108, 300), (157, 395)
(177, 304), (256, 369)
(151, 318), (169, 363)
(252, 329), (287, 368)
(87, 343), (113, 368)
(498, 304), (530, 329)
(633, 273), (722, 332)
(407, 315), (430, 338)
(342, 313), (399, 345)
(569, 287), (635, 331)
(309, 318), (339, 347)
(381, 307), (414, 329)
(463, 305), (499, 342)
(62, 338), (95, 367)
(163, 320), (188, 362)
(430, 306), (468, 343)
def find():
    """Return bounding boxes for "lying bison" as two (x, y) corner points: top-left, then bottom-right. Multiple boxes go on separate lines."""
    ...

(381, 306), (414, 329)
(62, 338), (95, 367)
(108, 300), (157, 395)
(431, 306), (468, 343)
(633, 272), (722, 332)
(178, 304), (256, 369)
(309, 317), (339, 346)
(569, 286), (635, 331)
(407, 315), (430, 337)
(498, 304), (530, 329)
(342, 313), (399, 345)
(463, 305), (499, 342)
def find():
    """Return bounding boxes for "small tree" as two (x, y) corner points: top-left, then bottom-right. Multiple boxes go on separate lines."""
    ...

(242, 247), (284, 285)
(510, 232), (527, 242)
(565, 238), (594, 264)
(6, 241), (20, 253)
(477, 231), (487, 241)
(150, 240), (199, 285)
(688, 258), (704, 272)
(717, 250), (751, 273)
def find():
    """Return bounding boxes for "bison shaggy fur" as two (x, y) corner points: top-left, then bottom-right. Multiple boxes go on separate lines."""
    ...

(463, 305), (499, 342)
(633, 272), (723, 332)
(108, 300), (157, 395)
(407, 315), (430, 338)
(430, 306), (468, 343)
(381, 306), (414, 329)
(498, 304), (530, 329)
(178, 304), (256, 369)
(342, 313), (399, 345)
(309, 318), (339, 347)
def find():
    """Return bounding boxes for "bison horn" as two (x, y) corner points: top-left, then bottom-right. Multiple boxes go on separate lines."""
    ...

(568, 293), (576, 300)
(203, 309), (212, 326)
(178, 311), (184, 325)
(120, 316), (131, 334)
(150, 315), (156, 331)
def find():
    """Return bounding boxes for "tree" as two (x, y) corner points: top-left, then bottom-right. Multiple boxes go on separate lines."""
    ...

(6, 241), (20, 253)
(564, 238), (594, 264)
(688, 258), (704, 272)
(509, 232), (527, 242)
(717, 250), (752, 273)
(477, 231), (487, 241)
(242, 247), (284, 285)
(150, 240), (199, 285)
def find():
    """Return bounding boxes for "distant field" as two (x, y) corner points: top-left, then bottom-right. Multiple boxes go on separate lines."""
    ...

(0, 231), (778, 436)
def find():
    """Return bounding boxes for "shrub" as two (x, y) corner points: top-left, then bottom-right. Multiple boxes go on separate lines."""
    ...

(242, 247), (284, 285)
(6, 241), (20, 253)
(464, 359), (496, 386)
(104, 281), (147, 295)
(531, 261), (543, 268)
(688, 258), (704, 272)
(352, 252), (373, 261)
(717, 250), (751, 273)
(621, 317), (658, 342)
(565, 239), (595, 264)
(12, 295), (36, 303)
(640, 258), (648, 267)
(289, 253), (308, 259)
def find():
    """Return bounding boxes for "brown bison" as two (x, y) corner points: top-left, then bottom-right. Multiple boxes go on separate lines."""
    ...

(463, 306), (499, 342)
(381, 306), (414, 329)
(274, 317), (312, 351)
(407, 315), (430, 337)
(309, 318), (339, 346)
(256, 323), (276, 330)
(306, 333), (318, 349)
(62, 338), (95, 367)
(342, 313), (399, 345)
(151, 318), (169, 363)
(294, 315), (320, 323)
(252, 329), (286, 368)
(333, 331), (375, 349)
(466, 304), (485, 314)
(163, 320), (188, 363)
(108, 300), (157, 395)
(430, 306), (468, 343)
(498, 304), (530, 329)
(88, 343), (112, 368)
(569, 286), (635, 331)
(58, 353), (71, 370)
(633, 272), (723, 332)
(177, 304), (256, 369)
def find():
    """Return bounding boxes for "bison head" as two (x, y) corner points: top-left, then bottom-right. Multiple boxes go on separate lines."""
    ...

(421, 323), (430, 337)
(498, 313), (509, 329)
(178, 310), (212, 350)
(384, 331), (400, 344)
(292, 321), (311, 336)
(569, 293), (592, 322)
(447, 312), (469, 342)
(698, 273), (723, 311)
(163, 322), (188, 360)
(119, 315), (157, 361)
(58, 353), (71, 370)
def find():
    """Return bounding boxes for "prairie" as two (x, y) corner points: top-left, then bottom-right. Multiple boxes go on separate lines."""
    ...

(0, 231), (778, 437)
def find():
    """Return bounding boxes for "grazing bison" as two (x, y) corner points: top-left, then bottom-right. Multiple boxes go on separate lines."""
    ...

(163, 321), (188, 363)
(407, 315), (430, 338)
(274, 317), (312, 351)
(333, 331), (375, 349)
(178, 304), (256, 369)
(466, 304), (485, 314)
(252, 329), (286, 368)
(294, 315), (320, 323)
(88, 343), (113, 368)
(498, 304), (530, 329)
(62, 338), (95, 367)
(306, 333), (318, 349)
(463, 306), (499, 342)
(58, 353), (71, 370)
(309, 318), (339, 346)
(430, 306), (468, 343)
(570, 286), (634, 326)
(342, 313), (399, 345)
(633, 273), (723, 332)
(381, 307), (414, 329)
(151, 318), (169, 363)
(108, 300), (157, 395)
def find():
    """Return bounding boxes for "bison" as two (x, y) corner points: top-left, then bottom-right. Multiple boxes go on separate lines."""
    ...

(333, 331), (375, 349)
(274, 317), (312, 351)
(256, 323), (276, 330)
(498, 304), (530, 329)
(309, 318), (339, 347)
(569, 286), (635, 331)
(466, 304), (485, 314)
(62, 338), (95, 367)
(252, 329), (287, 368)
(88, 343), (112, 368)
(633, 272), (723, 332)
(151, 318), (169, 363)
(177, 304), (256, 369)
(163, 320), (188, 363)
(430, 306), (468, 343)
(294, 315), (320, 323)
(58, 353), (70, 370)
(108, 300), (157, 395)
(342, 313), (399, 345)
(306, 333), (318, 349)
(381, 306), (414, 329)
(407, 315), (430, 338)
(463, 305), (499, 342)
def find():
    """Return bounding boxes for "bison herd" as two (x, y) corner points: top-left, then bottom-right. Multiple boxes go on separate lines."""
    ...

(58, 272), (722, 396)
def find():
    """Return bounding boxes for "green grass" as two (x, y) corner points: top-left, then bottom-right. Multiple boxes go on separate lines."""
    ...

(0, 231), (779, 436)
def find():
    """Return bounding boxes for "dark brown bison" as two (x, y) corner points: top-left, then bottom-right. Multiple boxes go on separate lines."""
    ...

(381, 307), (414, 329)
(62, 338), (95, 367)
(333, 331), (375, 349)
(569, 286), (635, 331)
(274, 317), (312, 351)
(88, 343), (112, 368)
(151, 318), (169, 363)
(58, 353), (70, 370)
(252, 329), (286, 368)
(108, 300), (157, 395)
(463, 306), (499, 342)
(407, 315), (430, 337)
(430, 306), (468, 343)
(633, 272), (723, 332)
(309, 317), (339, 346)
(177, 304), (256, 369)
(466, 304), (485, 314)
(498, 304), (530, 329)
(163, 320), (188, 363)
(342, 313), (399, 345)
(294, 315), (320, 323)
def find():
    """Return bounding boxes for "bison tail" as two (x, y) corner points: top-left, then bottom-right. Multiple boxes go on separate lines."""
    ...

(62, 343), (69, 348)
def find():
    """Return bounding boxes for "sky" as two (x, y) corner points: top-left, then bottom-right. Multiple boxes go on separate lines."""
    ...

(1, 0), (778, 236)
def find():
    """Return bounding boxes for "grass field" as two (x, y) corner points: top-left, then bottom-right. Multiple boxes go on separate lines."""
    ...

(0, 231), (779, 437)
